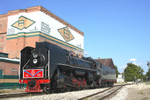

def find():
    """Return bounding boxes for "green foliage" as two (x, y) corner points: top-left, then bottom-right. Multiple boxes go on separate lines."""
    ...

(124, 63), (144, 82)
(114, 65), (119, 78)
(146, 81), (150, 85)
(146, 69), (150, 81)
(143, 74), (146, 81)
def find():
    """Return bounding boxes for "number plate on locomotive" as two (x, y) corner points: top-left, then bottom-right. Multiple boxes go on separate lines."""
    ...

(23, 69), (44, 78)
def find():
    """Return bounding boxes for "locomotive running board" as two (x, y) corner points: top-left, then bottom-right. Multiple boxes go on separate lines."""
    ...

(57, 63), (97, 72)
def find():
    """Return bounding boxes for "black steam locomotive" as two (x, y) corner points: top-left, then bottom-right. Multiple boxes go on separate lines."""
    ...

(19, 42), (116, 93)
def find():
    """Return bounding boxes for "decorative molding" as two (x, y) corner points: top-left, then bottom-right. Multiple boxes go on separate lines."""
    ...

(7, 31), (83, 52)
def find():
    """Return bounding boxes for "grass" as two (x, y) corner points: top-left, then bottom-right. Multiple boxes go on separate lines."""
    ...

(138, 91), (144, 95)
(0, 90), (10, 93)
(145, 81), (150, 85)
(0, 88), (25, 94)
(141, 97), (149, 100)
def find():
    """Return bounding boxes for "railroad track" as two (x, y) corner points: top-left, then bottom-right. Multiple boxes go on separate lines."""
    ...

(0, 84), (131, 99)
(78, 85), (126, 100)
(0, 92), (43, 99)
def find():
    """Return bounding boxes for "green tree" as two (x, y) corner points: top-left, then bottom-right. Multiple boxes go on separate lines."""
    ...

(115, 65), (119, 78)
(146, 68), (150, 81)
(142, 74), (147, 82)
(124, 63), (144, 82)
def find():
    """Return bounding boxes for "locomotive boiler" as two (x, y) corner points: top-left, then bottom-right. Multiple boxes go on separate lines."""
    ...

(19, 42), (116, 93)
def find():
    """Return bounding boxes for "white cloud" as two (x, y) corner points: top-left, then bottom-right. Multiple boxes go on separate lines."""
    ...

(128, 58), (142, 66)
(129, 58), (136, 62)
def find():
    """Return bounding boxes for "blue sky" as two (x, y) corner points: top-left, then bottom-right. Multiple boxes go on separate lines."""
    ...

(1, 0), (150, 73)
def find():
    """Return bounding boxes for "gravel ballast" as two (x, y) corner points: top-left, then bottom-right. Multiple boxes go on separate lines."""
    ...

(4, 88), (108, 100)
(111, 83), (150, 100)
(3, 83), (150, 100)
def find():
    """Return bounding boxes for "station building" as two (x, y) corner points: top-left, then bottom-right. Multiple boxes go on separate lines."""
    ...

(0, 52), (19, 89)
(0, 6), (84, 59)
(117, 73), (125, 83)
(0, 6), (84, 88)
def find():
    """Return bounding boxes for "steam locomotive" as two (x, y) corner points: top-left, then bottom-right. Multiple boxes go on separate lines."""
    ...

(19, 42), (116, 93)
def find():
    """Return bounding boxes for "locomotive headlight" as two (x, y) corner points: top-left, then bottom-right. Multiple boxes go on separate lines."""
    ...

(33, 59), (38, 64)
(33, 53), (38, 58)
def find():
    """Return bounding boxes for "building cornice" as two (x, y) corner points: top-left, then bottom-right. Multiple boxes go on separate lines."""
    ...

(2, 6), (84, 36)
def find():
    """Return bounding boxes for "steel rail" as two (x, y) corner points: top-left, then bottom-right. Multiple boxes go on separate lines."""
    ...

(100, 86), (122, 100)
(78, 84), (131, 100)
